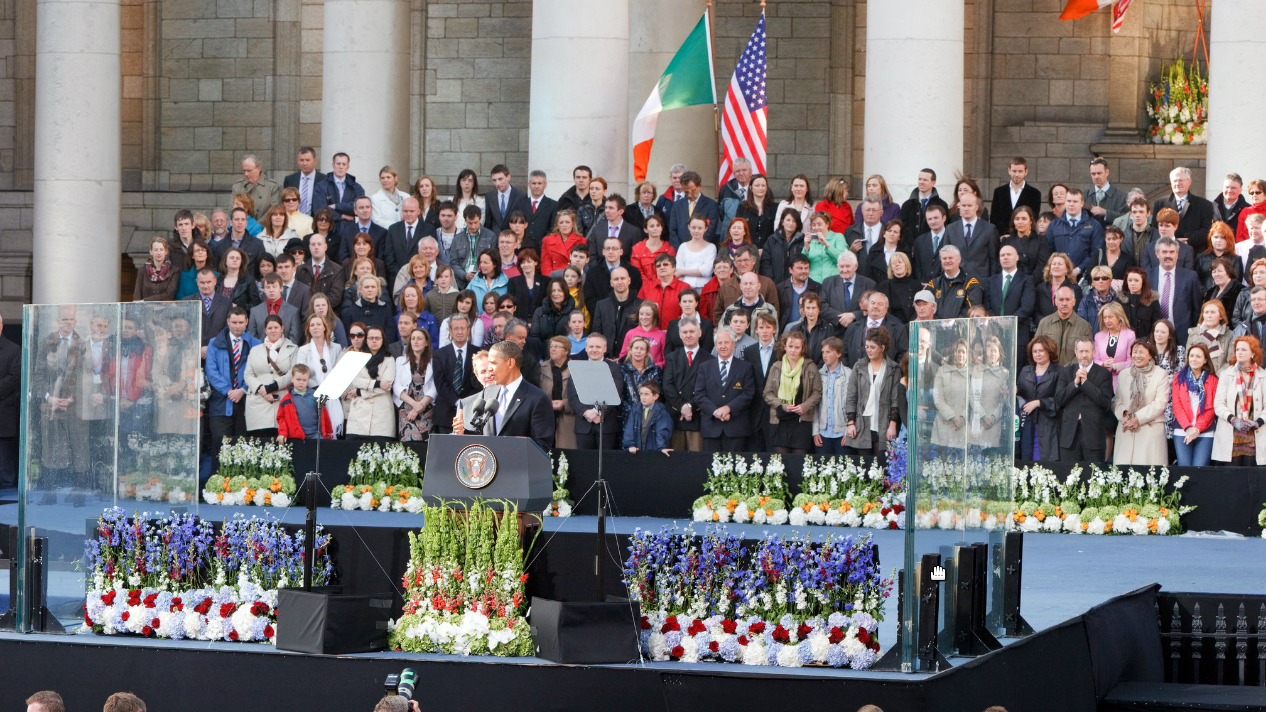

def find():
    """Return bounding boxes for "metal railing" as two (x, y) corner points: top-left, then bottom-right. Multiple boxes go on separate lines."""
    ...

(1158, 592), (1266, 686)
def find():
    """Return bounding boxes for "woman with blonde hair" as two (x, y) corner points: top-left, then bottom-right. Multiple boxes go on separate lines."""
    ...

(619, 335), (662, 426)
(1036, 252), (1082, 320)
(1092, 300), (1135, 388)
(539, 335), (577, 448)
(861, 174), (901, 223)
(371, 165), (410, 229)
(280, 186), (313, 237)
(134, 237), (179, 301)
(1186, 300), (1233, 373)
(1077, 264), (1119, 328)
(258, 204), (297, 258)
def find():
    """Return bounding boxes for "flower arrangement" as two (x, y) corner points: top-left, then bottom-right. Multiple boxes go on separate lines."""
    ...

(623, 527), (892, 669)
(389, 500), (538, 656)
(997, 463), (1191, 535)
(121, 433), (197, 503)
(201, 437), (297, 507)
(83, 508), (331, 643)
(544, 453), (573, 518)
(1257, 504), (1266, 539)
(692, 454), (789, 525)
(1147, 58), (1207, 145)
(331, 442), (425, 512)
(789, 455), (903, 529)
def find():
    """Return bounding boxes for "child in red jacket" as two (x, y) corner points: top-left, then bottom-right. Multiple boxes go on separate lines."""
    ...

(276, 364), (333, 442)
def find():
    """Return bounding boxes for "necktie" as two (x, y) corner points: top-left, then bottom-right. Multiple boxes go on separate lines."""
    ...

(406, 224), (413, 243)
(687, 350), (694, 366)
(500, 192), (507, 217)
(920, 198), (929, 210)
(868, 320), (881, 329)
(738, 185), (747, 200)
(202, 294), (212, 314)
(964, 222), (973, 245)
(360, 224), (369, 233)
(842, 280), (852, 307)
(1069, 217), (1078, 229)
(932, 233), (941, 254)
(1177, 197), (1185, 213)
(453, 349), (464, 391)
(689, 199), (697, 216)
(610, 223), (619, 238)
(301, 174), (311, 213)
(1161, 272), (1172, 320)
(1001, 273), (1012, 315)
(283, 285), (290, 301)
(532, 199), (538, 214)
(1096, 188), (1104, 203)
(719, 359), (728, 387)
(231, 338), (242, 387)
(496, 386), (509, 433)
(313, 263), (322, 281)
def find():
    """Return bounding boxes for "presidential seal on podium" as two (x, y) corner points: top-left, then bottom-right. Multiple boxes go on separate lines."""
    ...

(455, 443), (498, 489)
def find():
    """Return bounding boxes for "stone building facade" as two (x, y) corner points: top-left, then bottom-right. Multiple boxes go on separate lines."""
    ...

(0, 0), (1227, 319)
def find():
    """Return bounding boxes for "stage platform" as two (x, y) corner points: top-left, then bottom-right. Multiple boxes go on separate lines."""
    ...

(2, 487), (1264, 711)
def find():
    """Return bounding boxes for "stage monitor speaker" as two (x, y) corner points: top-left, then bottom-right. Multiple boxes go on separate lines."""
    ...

(275, 587), (394, 655)
(530, 597), (641, 664)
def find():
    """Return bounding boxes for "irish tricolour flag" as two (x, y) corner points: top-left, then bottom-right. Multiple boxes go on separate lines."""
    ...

(631, 11), (717, 183)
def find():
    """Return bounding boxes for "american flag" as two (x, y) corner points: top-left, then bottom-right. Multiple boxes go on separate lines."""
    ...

(718, 14), (767, 186)
(1111, 0), (1133, 34)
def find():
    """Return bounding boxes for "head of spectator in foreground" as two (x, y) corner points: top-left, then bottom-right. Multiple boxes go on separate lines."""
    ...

(103, 692), (147, 712)
(25, 691), (64, 712)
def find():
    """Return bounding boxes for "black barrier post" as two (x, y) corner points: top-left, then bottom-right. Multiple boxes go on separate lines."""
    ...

(918, 553), (950, 672)
(951, 544), (1001, 656)
(0, 524), (14, 630)
(1001, 531), (1035, 637)
(23, 532), (64, 633)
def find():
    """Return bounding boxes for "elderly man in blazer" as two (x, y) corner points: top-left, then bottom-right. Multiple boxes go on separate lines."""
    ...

(1146, 237), (1203, 345)
(944, 191), (999, 279)
(1151, 166), (1214, 252)
(382, 198), (437, 279)
(483, 164), (533, 235)
(432, 314), (481, 434)
(990, 157), (1043, 235)
(693, 329), (755, 452)
(820, 251), (876, 330)
(566, 333), (625, 450)
(1054, 338), (1114, 462)
(183, 268), (232, 351)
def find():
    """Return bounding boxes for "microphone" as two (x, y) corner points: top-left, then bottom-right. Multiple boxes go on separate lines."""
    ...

(472, 399), (500, 432)
(483, 399), (501, 417)
(471, 398), (487, 417)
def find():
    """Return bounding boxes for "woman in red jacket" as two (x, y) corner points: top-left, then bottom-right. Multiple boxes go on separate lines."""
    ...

(1172, 342), (1217, 466)
(814, 177), (854, 234)
(538, 209), (586, 276)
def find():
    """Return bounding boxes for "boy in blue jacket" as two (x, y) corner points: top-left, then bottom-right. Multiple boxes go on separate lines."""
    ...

(622, 381), (674, 454)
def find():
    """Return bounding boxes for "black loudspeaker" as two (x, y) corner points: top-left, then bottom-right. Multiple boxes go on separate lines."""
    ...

(530, 597), (641, 664)
(275, 587), (394, 655)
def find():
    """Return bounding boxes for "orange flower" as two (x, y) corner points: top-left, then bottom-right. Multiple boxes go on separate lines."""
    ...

(264, 493), (272, 505)
(712, 511), (720, 521)
(1034, 511), (1046, 522)
(222, 479), (232, 492)
(818, 502), (830, 512)
(839, 502), (852, 513)
(801, 503), (813, 513)
(1080, 521), (1089, 531)
(764, 508), (774, 517)
(344, 485), (354, 493)
(216, 492), (224, 502)
(1159, 507), (1170, 517)
(758, 496), (770, 506)
(1103, 521), (1114, 532)
(1013, 512), (1026, 523)
(1055, 506), (1064, 519)
(370, 498), (380, 509)
(385, 486), (395, 495)
(1147, 518), (1158, 532)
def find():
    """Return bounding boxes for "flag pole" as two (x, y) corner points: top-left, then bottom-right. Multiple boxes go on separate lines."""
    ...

(707, 0), (721, 187)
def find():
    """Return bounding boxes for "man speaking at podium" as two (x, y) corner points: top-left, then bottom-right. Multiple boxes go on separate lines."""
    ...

(453, 341), (554, 452)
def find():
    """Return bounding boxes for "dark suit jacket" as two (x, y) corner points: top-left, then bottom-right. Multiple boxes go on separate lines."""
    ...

(583, 260), (643, 307)
(304, 259), (346, 309)
(1213, 194), (1251, 234)
(210, 234), (265, 267)
(283, 170), (327, 216)
(1146, 266), (1203, 343)
(474, 380), (555, 451)
(382, 220), (437, 279)
(585, 219), (645, 258)
(526, 195), (559, 247)
(843, 315), (908, 367)
(911, 230), (950, 283)
(0, 335), (21, 438)
(283, 280), (311, 319)
(898, 190), (948, 245)
(944, 219), (1000, 279)
(1153, 193), (1215, 252)
(247, 302), (302, 344)
(1054, 362), (1114, 451)
(483, 187), (533, 235)
(740, 340), (773, 431)
(693, 356), (756, 439)
(990, 183), (1043, 236)
(183, 293), (231, 347)
(983, 270), (1036, 334)
(819, 274), (876, 325)
(566, 359), (624, 435)
(432, 342), (481, 428)
(776, 278), (821, 330)
(668, 195), (720, 247)
(1086, 184), (1129, 226)
(590, 292), (640, 358)
(312, 173), (364, 221)
(663, 347), (713, 431)
(336, 221), (389, 263)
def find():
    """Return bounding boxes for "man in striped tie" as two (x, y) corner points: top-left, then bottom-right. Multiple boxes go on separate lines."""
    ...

(205, 307), (260, 466)
(693, 329), (756, 453)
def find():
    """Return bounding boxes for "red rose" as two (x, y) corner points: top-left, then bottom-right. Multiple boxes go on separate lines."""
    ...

(141, 626), (152, 636)
(121, 611), (130, 622)
(772, 625), (790, 643)
(639, 616), (651, 630)
(709, 641), (719, 652)
(143, 593), (159, 608)
(263, 625), (275, 638)
(893, 504), (905, 514)
(84, 614), (94, 627)
(219, 602), (237, 618)
(889, 521), (898, 529)
(828, 626), (844, 644)
(737, 635), (749, 646)
(880, 507), (891, 516)
(721, 620), (737, 634)
(101, 591), (116, 606)
(151, 618), (160, 628)
(857, 628), (870, 644)
(228, 629), (238, 641)
(670, 645), (684, 658)
(749, 622), (766, 635)
(868, 638), (880, 652)
(797, 623), (813, 640)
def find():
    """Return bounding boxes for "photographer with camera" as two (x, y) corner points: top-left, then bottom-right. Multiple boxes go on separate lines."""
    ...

(377, 668), (420, 712)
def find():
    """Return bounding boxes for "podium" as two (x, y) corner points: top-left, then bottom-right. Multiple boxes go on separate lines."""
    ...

(422, 434), (553, 512)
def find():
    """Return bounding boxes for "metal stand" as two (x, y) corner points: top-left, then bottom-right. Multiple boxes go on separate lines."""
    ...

(950, 544), (1002, 656)
(0, 524), (15, 630)
(1000, 531), (1035, 637)
(594, 403), (607, 602)
(302, 396), (327, 592)
(917, 553), (951, 672)
(2, 530), (65, 633)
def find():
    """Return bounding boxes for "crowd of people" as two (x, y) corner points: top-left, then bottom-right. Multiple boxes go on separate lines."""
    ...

(11, 148), (1266, 485)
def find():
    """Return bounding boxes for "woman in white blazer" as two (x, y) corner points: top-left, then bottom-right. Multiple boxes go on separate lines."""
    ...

(244, 315), (298, 434)
(344, 324), (397, 439)
(1211, 335), (1266, 465)
(294, 312), (344, 435)
(1112, 339), (1172, 466)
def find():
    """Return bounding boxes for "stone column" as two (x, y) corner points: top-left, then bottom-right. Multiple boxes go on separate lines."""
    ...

(1206, 0), (1264, 196)
(529, 0), (630, 195)
(863, 0), (963, 198)
(33, 0), (122, 304)
(321, 0), (410, 178)
(627, 0), (713, 193)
